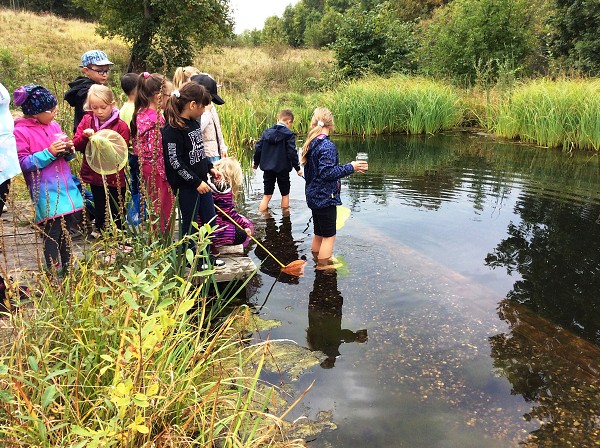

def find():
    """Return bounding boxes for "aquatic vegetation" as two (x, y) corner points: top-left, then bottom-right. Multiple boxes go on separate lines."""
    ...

(495, 79), (600, 150)
(329, 76), (463, 136)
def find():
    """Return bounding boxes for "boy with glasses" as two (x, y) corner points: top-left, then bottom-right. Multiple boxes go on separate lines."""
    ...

(64, 50), (114, 134)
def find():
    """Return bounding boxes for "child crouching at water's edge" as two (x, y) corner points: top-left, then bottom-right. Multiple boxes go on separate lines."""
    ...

(73, 84), (130, 232)
(161, 82), (224, 268)
(207, 157), (254, 249)
(301, 107), (368, 270)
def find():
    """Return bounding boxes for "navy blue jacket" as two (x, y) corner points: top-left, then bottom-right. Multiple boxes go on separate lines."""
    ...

(254, 124), (300, 173)
(304, 135), (354, 210)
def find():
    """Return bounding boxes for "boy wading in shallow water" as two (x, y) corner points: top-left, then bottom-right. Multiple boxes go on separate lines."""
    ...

(301, 107), (368, 270)
(254, 109), (303, 211)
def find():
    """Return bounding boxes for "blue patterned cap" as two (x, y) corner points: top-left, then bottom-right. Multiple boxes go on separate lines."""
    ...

(80, 50), (113, 68)
(13, 85), (57, 116)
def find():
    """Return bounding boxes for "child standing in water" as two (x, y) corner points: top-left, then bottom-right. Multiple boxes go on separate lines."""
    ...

(208, 157), (254, 249)
(73, 84), (130, 232)
(253, 109), (302, 211)
(13, 84), (84, 271)
(131, 72), (174, 234)
(301, 107), (367, 270)
(161, 82), (224, 268)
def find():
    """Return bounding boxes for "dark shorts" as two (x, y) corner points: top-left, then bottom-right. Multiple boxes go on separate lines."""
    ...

(263, 170), (291, 196)
(312, 206), (337, 238)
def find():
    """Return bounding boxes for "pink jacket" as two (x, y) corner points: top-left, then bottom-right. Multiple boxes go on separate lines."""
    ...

(73, 109), (130, 187)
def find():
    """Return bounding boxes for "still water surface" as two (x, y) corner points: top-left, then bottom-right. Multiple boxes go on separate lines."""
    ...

(242, 133), (600, 447)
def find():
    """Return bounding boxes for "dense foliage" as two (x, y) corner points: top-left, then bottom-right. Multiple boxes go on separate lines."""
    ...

(72, 0), (233, 71)
(549, 0), (600, 75)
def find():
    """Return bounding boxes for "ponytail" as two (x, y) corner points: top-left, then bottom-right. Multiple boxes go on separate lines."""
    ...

(131, 72), (165, 138)
(301, 107), (334, 165)
(164, 82), (211, 129)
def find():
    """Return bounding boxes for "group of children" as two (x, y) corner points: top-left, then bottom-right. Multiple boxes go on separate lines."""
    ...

(1, 48), (368, 275)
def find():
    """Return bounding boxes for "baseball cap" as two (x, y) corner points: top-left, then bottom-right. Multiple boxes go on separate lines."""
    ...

(80, 50), (114, 68)
(190, 74), (224, 105)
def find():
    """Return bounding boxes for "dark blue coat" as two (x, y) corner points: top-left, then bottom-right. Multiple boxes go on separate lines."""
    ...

(254, 124), (300, 173)
(304, 135), (354, 210)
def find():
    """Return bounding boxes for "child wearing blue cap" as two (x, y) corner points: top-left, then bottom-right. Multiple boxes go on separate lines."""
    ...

(64, 50), (114, 134)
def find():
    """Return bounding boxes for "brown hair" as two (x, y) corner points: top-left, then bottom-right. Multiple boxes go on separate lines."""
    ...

(301, 107), (334, 165)
(131, 72), (166, 138)
(278, 109), (294, 122)
(163, 82), (212, 129)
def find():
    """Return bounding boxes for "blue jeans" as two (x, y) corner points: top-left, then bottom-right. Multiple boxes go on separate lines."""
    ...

(176, 188), (217, 255)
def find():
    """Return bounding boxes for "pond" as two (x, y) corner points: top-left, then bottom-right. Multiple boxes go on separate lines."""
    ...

(242, 133), (600, 447)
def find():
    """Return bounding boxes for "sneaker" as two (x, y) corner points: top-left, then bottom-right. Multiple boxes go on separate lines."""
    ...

(201, 256), (225, 270)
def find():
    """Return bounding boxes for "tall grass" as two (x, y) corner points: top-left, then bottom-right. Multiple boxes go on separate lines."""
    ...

(0, 222), (304, 447)
(328, 77), (463, 136)
(495, 79), (600, 150)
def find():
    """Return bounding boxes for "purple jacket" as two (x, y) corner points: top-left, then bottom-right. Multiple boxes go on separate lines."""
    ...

(14, 117), (84, 223)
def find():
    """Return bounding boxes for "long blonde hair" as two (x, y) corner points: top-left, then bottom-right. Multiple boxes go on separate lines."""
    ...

(172, 66), (201, 89)
(301, 107), (334, 165)
(213, 157), (243, 197)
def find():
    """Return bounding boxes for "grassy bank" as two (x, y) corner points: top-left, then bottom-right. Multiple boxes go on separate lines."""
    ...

(0, 222), (304, 446)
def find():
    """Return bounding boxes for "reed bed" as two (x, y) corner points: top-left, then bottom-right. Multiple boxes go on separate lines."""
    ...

(328, 77), (462, 136)
(495, 79), (600, 150)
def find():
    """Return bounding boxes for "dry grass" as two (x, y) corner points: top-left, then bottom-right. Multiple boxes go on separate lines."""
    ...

(196, 46), (335, 94)
(0, 8), (129, 72)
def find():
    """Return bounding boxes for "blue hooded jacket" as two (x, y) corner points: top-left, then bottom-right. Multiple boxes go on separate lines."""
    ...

(304, 135), (354, 210)
(254, 124), (300, 173)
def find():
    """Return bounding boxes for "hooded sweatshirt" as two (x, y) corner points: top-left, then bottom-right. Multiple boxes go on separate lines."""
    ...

(72, 108), (130, 188)
(14, 117), (84, 223)
(133, 108), (166, 177)
(208, 179), (253, 247)
(253, 123), (300, 173)
(64, 76), (96, 134)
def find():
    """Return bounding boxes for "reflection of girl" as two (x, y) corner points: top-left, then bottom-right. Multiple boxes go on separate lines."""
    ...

(0, 82), (20, 217)
(208, 157), (254, 248)
(14, 84), (84, 271)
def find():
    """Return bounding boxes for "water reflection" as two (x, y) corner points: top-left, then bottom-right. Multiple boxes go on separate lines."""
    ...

(254, 209), (301, 285)
(490, 299), (600, 446)
(306, 269), (368, 369)
(244, 134), (600, 446)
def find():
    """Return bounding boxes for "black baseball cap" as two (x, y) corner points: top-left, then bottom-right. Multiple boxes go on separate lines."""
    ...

(190, 74), (224, 105)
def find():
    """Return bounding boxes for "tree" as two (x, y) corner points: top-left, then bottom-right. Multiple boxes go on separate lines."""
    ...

(418, 0), (538, 83)
(333, 2), (417, 77)
(262, 15), (287, 46)
(549, 0), (600, 75)
(73, 0), (233, 72)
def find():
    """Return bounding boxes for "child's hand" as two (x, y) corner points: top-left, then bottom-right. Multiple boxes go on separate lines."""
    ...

(244, 227), (252, 237)
(351, 161), (368, 173)
(83, 128), (95, 138)
(48, 140), (67, 157)
(197, 181), (211, 194)
(297, 169), (303, 177)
